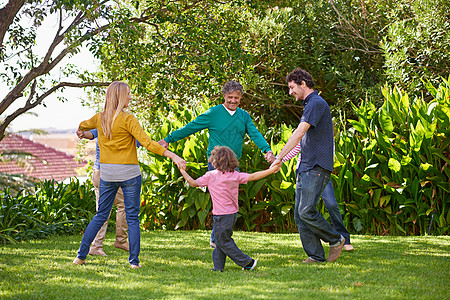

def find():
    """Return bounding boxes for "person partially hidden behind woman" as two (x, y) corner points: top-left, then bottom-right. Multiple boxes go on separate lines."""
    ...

(77, 128), (134, 256)
(73, 81), (185, 268)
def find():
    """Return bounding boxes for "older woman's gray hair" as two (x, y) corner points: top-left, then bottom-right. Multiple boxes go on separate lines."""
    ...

(222, 81), (244, 96)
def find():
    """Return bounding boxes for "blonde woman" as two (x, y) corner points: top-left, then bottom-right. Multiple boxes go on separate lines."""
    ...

(73, 81), (185, 268)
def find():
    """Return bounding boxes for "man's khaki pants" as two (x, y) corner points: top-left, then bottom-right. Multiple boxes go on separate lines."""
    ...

(91, 169), (128, 250)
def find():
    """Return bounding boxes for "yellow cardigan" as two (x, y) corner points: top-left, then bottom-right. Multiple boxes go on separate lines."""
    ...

(79, 111), (166, 165)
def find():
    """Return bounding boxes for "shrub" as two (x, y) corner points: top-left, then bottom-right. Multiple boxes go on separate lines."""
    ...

(0, 178), (96, 243)
(334, 77), (450, 235)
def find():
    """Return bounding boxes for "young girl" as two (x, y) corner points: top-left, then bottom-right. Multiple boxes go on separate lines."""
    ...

(73, 81), (185, 268)
(180, 146), (277, 271)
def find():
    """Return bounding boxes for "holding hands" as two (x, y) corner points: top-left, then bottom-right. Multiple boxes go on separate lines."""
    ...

(269, 157), (282, 173)
(264, 151), (276, 164)
(171, 154), (186, 170)
(158, 139), (169, 149)
(77, 129), (94, 140)
(158, 140), (185, 170)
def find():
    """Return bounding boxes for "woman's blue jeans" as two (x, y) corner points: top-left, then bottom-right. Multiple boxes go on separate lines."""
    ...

(295, 166), (341, 262)
(77, 175), (142, 266)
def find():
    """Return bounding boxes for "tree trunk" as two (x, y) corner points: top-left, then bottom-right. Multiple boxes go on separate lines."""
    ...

(0, 0), (26, 49)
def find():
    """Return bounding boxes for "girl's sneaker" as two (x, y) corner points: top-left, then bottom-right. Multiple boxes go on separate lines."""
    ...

(242, 259), (257, 271)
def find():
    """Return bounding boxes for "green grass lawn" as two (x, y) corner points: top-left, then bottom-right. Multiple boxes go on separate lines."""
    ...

(0, 231), (449, 299)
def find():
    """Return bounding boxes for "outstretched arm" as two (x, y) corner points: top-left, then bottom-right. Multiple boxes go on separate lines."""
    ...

(164, 110), (211, 144)
(245, 115), (273, 159)
(282, 142), (301, 163)
(163, 149), (187, 170)
(270, 122), (310, 172)
(247, 165), (278, 182)
(180, 169), (199, 187)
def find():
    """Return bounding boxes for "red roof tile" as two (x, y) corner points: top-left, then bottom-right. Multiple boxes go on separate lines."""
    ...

(0, 134), (87, 181)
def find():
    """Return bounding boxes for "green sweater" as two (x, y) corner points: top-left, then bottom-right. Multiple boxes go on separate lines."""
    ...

(164, 105), (271, 159)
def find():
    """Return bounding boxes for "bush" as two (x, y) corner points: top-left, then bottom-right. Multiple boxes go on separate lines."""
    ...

(334, 77), (450, 235)
(0, 178), (96, 244)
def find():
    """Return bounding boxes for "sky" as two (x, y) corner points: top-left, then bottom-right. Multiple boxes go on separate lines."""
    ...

(2, 6), (99, 132)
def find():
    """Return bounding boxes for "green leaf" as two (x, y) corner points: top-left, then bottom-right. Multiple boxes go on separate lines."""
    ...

(352, 218), (363, 232)
(388, 158), (401, 173)
(281, 205), (292, 215)
(374, 154), (388, 163)
(372, 189), (382, 206)
(420, 163), (432, 171)
(401, 156), (412, 165)
(248, 179), (266, 199)
(281, 124), (293, 142)
(280, 180), (293, 190)
(348, 120), (368, 135)
(361, 174), (371, 183)
(197, 210), (208, 227)
(380, 195), (391, 207)
(379, 107), (394, 133)
(395, 223), (406, 234)
(410, 121), (425, 152)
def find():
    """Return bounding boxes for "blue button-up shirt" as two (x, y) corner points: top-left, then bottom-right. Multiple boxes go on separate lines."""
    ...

(298, 91), (334, 173)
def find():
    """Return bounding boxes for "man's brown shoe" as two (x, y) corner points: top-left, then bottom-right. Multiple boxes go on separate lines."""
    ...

(89, 248), (107, 256)
(73, 258), (85, 265)
(114, 241), (129, 252)
(302, 257), (318, 263)
(327, 237), (345, 262)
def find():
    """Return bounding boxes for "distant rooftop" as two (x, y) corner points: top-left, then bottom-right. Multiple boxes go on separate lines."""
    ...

(0, 133), (87, 181)
(18, 128), (77, 139)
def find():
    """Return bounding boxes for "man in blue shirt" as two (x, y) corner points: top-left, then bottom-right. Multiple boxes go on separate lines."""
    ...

(271, 68), (345, 263)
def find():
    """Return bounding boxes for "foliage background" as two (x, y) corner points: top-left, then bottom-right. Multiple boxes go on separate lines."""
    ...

(1, 0), (449, 241)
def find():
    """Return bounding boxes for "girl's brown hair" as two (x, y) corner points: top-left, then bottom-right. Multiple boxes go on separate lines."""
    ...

(208, 146), (239, 173)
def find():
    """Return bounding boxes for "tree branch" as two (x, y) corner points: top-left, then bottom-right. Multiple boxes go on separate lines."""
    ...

(0, 6), (114, 115)
(328, 0), (381, 54)
(0, 81), (110, 140)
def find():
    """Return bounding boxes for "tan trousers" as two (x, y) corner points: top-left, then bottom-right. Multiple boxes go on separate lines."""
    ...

(91, 169), (128, 250)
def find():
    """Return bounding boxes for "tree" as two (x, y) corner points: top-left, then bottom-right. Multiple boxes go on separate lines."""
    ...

(0, 0), (117, 141)
(0, 0), (239, 141)
(90, 0), (260, 129)
(380, 0), (450, 98)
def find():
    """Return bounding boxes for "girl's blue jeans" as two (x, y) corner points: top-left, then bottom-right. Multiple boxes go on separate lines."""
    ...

(208, 162), (239, 244)
(77, 175), (142, 266)
(212, 213), (252, 270)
